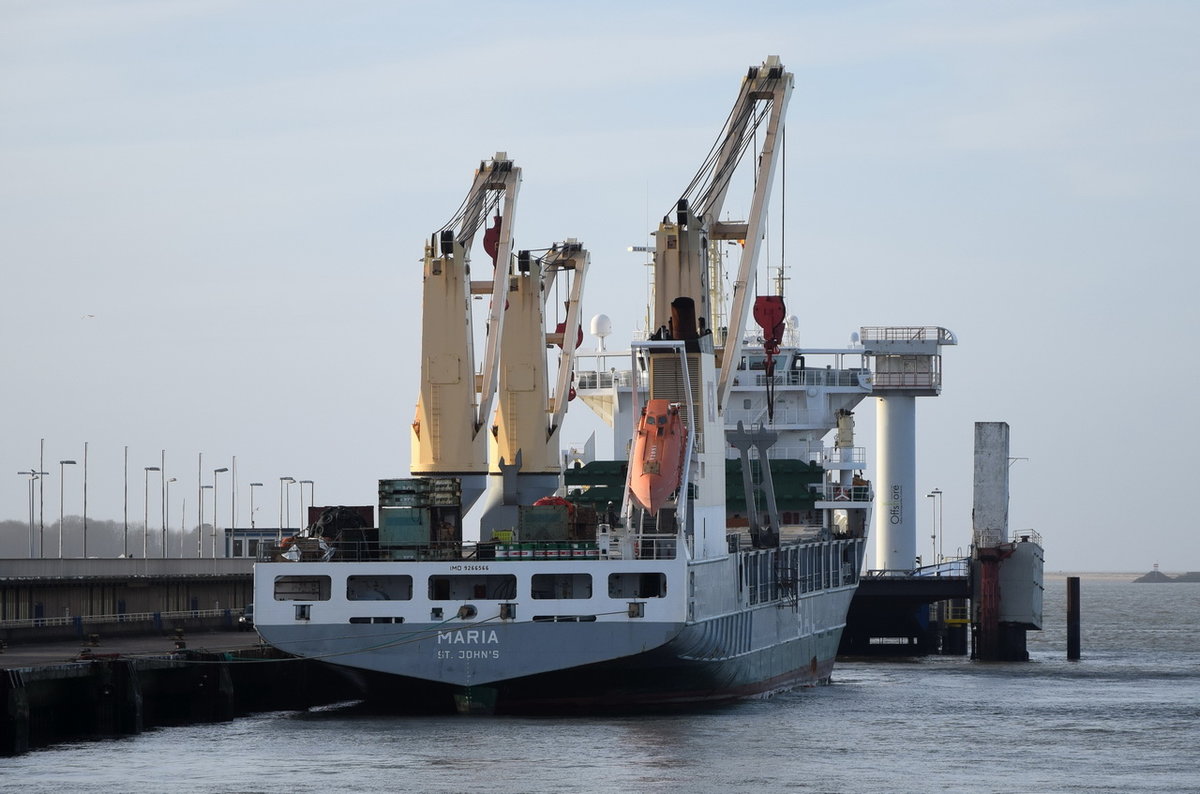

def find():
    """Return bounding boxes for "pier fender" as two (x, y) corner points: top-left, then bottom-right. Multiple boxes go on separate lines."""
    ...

(92, 660), (143, 736)
(0, 670), (30, 757)
(186, 656), (236, 723)
(205, 660), (236, 723)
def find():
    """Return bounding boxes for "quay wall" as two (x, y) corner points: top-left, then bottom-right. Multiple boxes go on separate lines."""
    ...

(1, 646), (361, 756)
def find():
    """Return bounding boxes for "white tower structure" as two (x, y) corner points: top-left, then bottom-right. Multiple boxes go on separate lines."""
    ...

(862, 326), (957, 571)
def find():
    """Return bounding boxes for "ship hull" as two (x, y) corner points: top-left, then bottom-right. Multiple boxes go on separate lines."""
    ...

(349, 628), (844, 714)
(256, 581), (855, 714)
(480, 614), (846, 714)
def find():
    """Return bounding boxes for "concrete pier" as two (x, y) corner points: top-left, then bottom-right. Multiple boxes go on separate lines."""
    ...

(0, 630), (359, 756)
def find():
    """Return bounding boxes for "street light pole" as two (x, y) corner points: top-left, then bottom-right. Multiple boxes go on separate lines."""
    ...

(164, 477), (176, 558)
(123, 445), (129, 557)
(298, 479), (314, 530)
(231, 456), (237, 533)
(144, 466), (160, 558)
(58, 460), (76, 559)
(279, 476), (294, 541)
(200, 484), (213, 556)
(160, 450), (167, 553)
(22, 471), (35, 558)
(249, 482), (263, 530)
(927, 488), (942, 565)
(286, 478), (297, 535)
(213, 467), (229, 558)
(937, 489), (944, 562)
(196, 452), (203, 558)
(82, 441), (88, 557)
(17, 470), (47, 558)
(39, 438), (44, 550)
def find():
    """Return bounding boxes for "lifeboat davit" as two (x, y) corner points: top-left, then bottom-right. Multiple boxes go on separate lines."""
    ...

(629, 399), (687, 513)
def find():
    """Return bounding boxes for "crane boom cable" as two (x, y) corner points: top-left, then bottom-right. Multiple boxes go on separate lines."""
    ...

(672, 73), (782, 223)
(440, 188), (502, 245)
(686, 100), (760, 215)
(674, 93), (746, 211)
(697, 100), (772, 221)
(686, 98), (777, 224)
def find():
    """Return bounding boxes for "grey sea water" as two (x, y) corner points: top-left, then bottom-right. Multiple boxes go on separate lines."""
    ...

(4, 573), (1198, 793)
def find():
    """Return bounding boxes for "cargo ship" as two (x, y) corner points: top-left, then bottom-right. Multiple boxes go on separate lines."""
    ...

(252, 57), (873, 713)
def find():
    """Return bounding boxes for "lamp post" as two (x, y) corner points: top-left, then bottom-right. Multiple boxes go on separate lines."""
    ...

(200, 484), (213, 554)
(160, 450), (167, 553)
(164, 477), (176, 557)
(298, 479), (314, 531)
(286, 478), (298, 535)
(230, 456), (237, 535)
(249, 482), (263, 529)
(197, 452), (203, 558)
(39, 439), (45, 549)
(279, 476), (295, 540)
(213, 467), (229, 558)
(927, 488), (943, 565)
(123, 446), (129, 557)
(82, 441), (88, 557)
(58, 460), (76, 559)
(936, 489), (944, 562)
(17, 469), (47, 558)
(143, 466), (161, 558)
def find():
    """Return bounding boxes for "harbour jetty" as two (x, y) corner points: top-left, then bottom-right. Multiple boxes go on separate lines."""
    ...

(0, 629), (358, 756)
(1133, 567), (1200, 583)
(0, 538), (369, 755)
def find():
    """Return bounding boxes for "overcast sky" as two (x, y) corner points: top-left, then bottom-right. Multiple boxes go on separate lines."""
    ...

(2, 1), (1197, 571)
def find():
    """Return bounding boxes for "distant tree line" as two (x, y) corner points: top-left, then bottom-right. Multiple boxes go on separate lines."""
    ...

(0, 517), (218, 559)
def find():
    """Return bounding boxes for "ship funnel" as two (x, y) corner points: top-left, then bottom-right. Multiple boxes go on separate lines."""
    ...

(670, 297), (700, 340)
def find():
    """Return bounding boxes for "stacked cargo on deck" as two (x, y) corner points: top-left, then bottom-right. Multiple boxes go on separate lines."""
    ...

(479, 501), (600, 560)
(377, 478), (463, 560)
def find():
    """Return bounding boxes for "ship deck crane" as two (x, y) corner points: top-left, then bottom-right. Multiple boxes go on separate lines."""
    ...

(410, 153), (520, 510)
(487, 241), (590, 477)
(651, 56), (793, 414)
(477, 240), (590, 532)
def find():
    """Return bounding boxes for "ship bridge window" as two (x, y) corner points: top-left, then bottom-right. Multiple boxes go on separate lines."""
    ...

(608, 572), (667, 599)
(531, 573), (592, 600)
(347, 575), (413, 601)
(274, 575), (331, 601)
(428, 574), (517, 601)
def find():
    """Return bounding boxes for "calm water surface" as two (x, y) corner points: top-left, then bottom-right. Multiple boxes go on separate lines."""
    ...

(5, 574), (1198, 793)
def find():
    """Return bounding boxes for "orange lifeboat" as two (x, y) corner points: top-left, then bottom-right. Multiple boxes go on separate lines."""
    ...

(629, 399), (687, 513)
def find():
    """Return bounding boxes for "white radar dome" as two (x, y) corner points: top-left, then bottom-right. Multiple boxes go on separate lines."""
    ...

(590, 314), (613, 339)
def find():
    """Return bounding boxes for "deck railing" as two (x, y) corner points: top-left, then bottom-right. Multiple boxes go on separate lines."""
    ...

(864, 557), (971, 578)
(257, 535), (679, 563)
(740, 368), (870, 389)
(0, 607), (240, 632)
